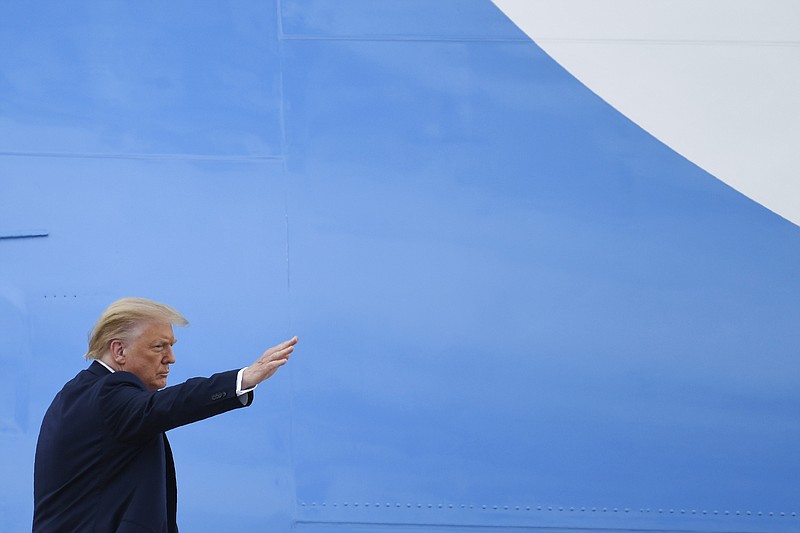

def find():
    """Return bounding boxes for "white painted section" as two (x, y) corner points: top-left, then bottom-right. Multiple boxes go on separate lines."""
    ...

(493, 0), (800, 226)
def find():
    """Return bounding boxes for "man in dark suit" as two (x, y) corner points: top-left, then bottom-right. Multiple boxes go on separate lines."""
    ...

(32, 297), (297, 532)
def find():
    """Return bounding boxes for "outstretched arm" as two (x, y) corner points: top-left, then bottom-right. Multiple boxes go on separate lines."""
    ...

(241, 336), (298, 390)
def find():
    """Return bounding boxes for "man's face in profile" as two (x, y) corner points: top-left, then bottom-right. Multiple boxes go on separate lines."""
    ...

(122, 322), (177, 391)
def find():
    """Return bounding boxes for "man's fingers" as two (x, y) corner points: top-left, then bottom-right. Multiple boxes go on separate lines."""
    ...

(266, 346), (293, 361)
(276, 336), (298, 349)
(265, 336), (298, 359)
(266, 353), (291, 366)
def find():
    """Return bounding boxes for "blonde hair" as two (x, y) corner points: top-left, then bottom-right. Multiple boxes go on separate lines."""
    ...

(84, 297), (188, 360)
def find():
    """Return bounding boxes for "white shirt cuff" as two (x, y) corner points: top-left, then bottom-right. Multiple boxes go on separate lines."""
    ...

(236, 367), (256, 405)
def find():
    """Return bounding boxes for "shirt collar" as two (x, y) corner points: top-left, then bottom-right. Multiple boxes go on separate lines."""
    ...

(96, 359), (116, 373)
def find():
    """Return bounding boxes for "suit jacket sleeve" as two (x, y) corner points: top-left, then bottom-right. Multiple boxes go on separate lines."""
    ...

(96, 369), (251, 442)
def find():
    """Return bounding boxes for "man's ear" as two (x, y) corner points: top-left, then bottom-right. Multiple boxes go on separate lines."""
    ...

(109, 339), (126, 366)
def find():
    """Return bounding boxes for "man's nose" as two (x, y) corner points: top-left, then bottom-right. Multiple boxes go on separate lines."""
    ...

(163, 345), (176, 364)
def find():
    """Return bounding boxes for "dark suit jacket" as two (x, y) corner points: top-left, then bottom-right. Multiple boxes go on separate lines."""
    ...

(33, 361), (252, 532)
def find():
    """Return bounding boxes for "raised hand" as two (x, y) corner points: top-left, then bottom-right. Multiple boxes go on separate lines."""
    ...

(241, 336), (298, 390)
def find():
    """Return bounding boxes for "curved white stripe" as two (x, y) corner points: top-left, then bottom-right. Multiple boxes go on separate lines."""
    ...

(493, 0), (800, 226)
